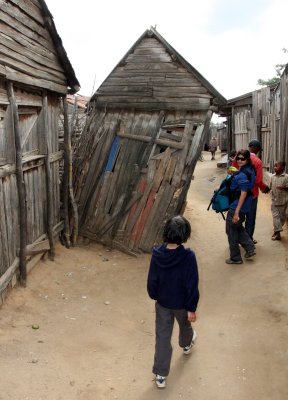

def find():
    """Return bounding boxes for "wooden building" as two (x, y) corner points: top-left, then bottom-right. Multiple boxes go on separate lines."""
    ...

(0, 0), (79, 301)
(221, 79), (286, 172)
(74, 27), (226, 254)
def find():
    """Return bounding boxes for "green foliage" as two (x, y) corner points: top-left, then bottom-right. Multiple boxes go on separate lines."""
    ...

(257, 77), (280, 87)
(257, 48), (287, 87)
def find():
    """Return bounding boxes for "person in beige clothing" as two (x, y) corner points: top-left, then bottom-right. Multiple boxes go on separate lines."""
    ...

(269, 161), (288, 240)
(209, 137), (217, 160)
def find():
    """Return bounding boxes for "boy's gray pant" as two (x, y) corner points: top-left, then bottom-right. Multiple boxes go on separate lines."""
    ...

(153, 302), (193, 377)
(271, 203), (287, 232)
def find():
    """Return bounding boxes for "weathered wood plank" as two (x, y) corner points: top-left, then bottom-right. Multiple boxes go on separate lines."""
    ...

(130, 188), (157, 246)
(171, 122), (190, 187)
(151, 148), (172, 190)
(3, 105), (16, 163)
(104, 74), (201, 84)
(9, 0), (45, 25)
(0, 21), (59, 62)
(126, 54), (172, 63)
(0, 50), (66, 84)
(133, 48), (168, 55)
(7, 82), (27, 283)
(139, 183), (175, 252)
(0, 258), (19, 294)
(43, 92), (55, 257)
(33, 166), (40, 239)
(0, 32), (65, 76)
(96, 87), (153, 96)
(154, 88), (210, 96)
(0, 179), (9, 274)
(3, 177), (14, 265)
(0, 88), (43, 106)
(0, 9), (53, 51)
(97, 192), (143, 236)
(96, 102), (209, 111)
(5, 66), (67, 94)
(125, 180), (153, 239)
(0, 2), (51, 44)
(17, 239), (50, 257)
(159, 131), (183, 142)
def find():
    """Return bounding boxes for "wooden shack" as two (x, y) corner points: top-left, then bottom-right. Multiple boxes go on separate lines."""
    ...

(0, 0), (79, 300)
(74, 27), (226, 254)
(221, 80), (286, 171)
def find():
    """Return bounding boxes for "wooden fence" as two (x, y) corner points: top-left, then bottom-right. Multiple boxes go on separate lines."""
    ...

(227, 75), (288, 170)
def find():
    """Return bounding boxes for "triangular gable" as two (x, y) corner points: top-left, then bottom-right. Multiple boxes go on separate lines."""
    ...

(92, 27), (226, 109)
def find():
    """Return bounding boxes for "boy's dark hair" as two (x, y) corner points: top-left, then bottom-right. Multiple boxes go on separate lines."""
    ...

(230, 149), (237, 157)
(276, 161), (286, 169)
(162, 215), (191, 245)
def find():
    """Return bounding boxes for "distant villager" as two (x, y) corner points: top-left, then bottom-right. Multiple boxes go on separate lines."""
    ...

(209, 137), (218, 160)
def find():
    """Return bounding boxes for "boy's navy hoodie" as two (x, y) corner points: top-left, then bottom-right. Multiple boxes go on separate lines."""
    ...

(147, 243), (199, 312)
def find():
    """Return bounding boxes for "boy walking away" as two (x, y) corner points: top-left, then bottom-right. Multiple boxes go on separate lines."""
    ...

(147, 216), (199, 389)
(270, 161), (288, 240)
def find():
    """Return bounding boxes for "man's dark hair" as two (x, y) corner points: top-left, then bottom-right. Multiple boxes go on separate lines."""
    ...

(162, 215), (191, 245)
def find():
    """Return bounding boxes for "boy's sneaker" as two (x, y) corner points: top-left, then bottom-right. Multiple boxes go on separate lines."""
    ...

(155, 374), (166, 388)
(183, 330), (197, 355)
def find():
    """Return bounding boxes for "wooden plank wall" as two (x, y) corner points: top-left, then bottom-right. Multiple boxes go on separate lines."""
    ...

(0, 0), (67, 93)
(233, 107), (253, 150)
(0, 86), (61, 294)
(279, 69), (288, 167)
(231, 81), (288, 171)
(75, 108), (208, 253)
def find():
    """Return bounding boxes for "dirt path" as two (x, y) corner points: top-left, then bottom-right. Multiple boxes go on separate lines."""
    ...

(0, 152), (287, 400)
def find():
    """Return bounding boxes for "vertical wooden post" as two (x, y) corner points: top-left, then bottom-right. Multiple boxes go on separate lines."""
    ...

(7, 81), (27, 285)
(42, 92), (55, 259)
(62, 97), (71, 247)
(63, 97), (78, 245)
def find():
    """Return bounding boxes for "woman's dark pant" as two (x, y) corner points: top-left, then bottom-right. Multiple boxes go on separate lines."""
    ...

(153, 302), (193, 377)
(226, 209), (255, 261)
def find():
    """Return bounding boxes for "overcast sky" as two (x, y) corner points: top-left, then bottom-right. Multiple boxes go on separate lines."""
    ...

(46, 0), (288, 102)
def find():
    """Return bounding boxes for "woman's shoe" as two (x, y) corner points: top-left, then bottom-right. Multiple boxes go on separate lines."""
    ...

(244, 251), (256, 258)
(225, 258), (243, 264)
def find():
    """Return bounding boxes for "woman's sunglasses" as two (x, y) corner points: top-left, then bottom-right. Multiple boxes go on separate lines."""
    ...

(236, 156), (246, 161)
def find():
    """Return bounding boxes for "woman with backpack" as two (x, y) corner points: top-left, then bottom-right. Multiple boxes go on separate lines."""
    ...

(225, 149), (256, 264)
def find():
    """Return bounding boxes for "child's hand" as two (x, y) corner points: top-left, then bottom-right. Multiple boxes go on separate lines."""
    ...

(262, 185), (270, 193)
(188, 311), (196, 322)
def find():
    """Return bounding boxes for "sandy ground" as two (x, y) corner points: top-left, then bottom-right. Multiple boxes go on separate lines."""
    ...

(0, 151), (287, 400)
